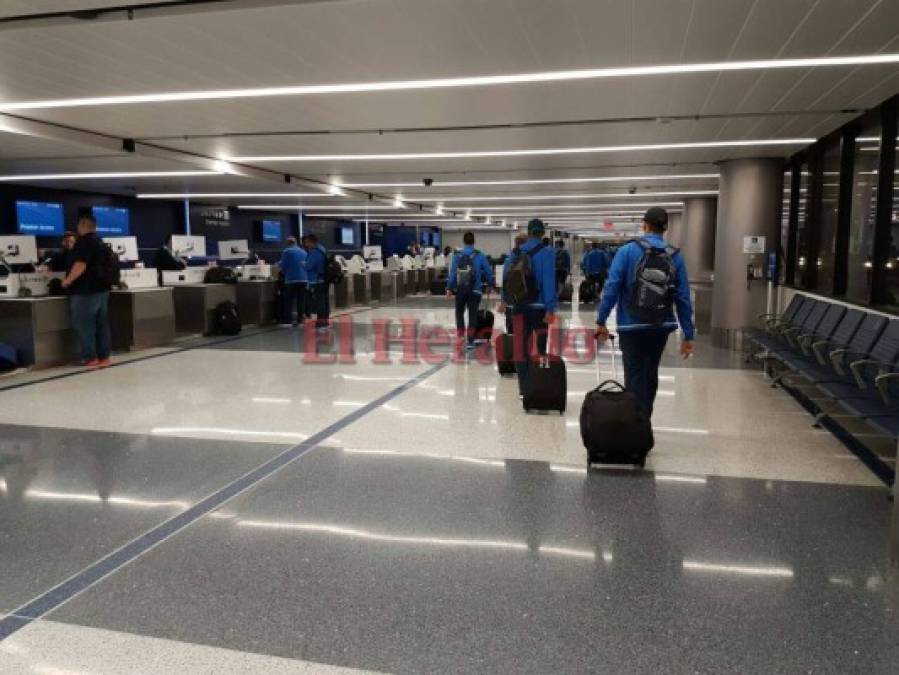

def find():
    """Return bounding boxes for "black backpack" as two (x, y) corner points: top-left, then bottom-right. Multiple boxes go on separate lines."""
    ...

(628, 239), (679, 325)
(454, 250), (480, 293)
(213, 301), (241, 335)
(503, 243), (544, 306)
(95, 242), (121, 289)
(204, 266), (238, 284)
(155, 246), (186, 271)
(325, 256), (344, 285)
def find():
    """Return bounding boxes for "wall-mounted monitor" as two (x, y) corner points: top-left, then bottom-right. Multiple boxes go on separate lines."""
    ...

(363, 245), (382, 259)
(93, 206), (130, 236)
(261, 220), (282, 243)
(103, 236), (138, 262)
(339, 225), (355, 246)
(217, 239), (250, 261)
(16, 201), (64, 236)
(170, 235), (206, 257)
(0, 235), (39, 265)
(431, 230), (442, 248)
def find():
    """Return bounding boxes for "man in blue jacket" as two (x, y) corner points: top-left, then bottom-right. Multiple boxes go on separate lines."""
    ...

(279, 237), (307, 326)
(508, 219), (558, 397)
(581, 242), (609, 294)
(304, 233), (330, 331)
(447, 231), (494, 349)
(595, 207), (695, 417)
(554, 239), (571, 288)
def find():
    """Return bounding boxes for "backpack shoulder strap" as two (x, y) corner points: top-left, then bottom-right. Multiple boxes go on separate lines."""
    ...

(526, 243), (545, 258)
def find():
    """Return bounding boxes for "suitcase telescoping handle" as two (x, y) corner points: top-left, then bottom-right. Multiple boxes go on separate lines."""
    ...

(596, 333), (618, 385)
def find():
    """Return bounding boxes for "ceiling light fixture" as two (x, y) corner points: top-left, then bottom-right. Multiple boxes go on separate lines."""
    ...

(0, 170), (223, 181)
(138, 192), (333, 199)
(337, 173), (720, 188)
(226, 139), (812, 162)
(466, 202), (684, 211)
(415, 190), (717, 202)
(236, 204), (400, 210)
(4, 54), (897, 111)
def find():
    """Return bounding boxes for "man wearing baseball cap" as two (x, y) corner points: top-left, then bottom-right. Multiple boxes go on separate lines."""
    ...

(508, 218), (558, 398)
(594, 206), (695, 418)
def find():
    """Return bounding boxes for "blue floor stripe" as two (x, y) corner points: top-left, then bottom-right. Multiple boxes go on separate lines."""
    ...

(0, 358), (446, 641)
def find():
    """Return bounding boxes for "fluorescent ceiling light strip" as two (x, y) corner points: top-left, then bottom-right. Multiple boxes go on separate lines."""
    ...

(419, 191), (716, 202)
(236, 204), (400, 210)
(5, 54), (897, 111)
(682, 560), (794, 578)
(0, 171), (223, 181)
(338, 174), (720, 188)
(227, 139), (812, 162)
(469, 202), (684, 211)
(138, 192), (332, 199)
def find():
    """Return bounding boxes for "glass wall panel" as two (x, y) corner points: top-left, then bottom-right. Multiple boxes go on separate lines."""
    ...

(815, 139), (842, 292)
(846, 125), (881, 303)
(793, 163), (811, 287)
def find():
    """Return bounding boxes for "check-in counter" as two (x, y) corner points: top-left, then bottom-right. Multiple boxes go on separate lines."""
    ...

(332, 276), (353, 309)
(236, 279), (278, 326)
(404, 270), (417, 295)
(351, 274), (368, 305)
(368, 272), (383, 302)
(0, 297), (78, 368)
(171, 283), (237, 335)
(109, 287), (176, 351)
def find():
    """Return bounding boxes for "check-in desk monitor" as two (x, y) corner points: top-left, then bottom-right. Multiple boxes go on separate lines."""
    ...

(0, 235), (39, 267)
(103, 236), (139, 262)
(363, 245), (382, 260)
(171, 235), (207, 259)
(218, 239), (250, 261)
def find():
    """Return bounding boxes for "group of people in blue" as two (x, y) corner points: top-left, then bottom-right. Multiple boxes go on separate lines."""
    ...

(278, 233), (331, 331)
(446, 207), (695, 417)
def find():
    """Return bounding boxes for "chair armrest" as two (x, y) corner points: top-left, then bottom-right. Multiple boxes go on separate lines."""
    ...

(829, 349), (849, 375)
(813, 340), (841, 365)
(874, 372), (899, 405)
(849, 359), (894, 389)
(796, 333), (817, 355)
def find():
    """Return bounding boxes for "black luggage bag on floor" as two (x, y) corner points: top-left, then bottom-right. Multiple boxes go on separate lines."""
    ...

(430, 279), (447, 295)
(580, 382), (654, 466)
(580, 337), (653, 466)
(579, 279), (597, 304)
(476, 309), (494, 340)
(495, 333), (515, 375)
(523, 344), (567, 414)
(213, 301), (242, 336)
(558, 282), (573, 303)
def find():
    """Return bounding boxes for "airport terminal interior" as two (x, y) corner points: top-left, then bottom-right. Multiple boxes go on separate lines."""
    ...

(1, 1), (899, 673)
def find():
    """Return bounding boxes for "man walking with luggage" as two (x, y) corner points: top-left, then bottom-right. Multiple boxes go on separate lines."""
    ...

(554, 239), (571, 288)
(61, 214), (113, 368)
(304, 234), (330, 331)
(279, 236), (307, 327)
(581, 242), (609, 295)
(503, 219), (557, 398)
(447, 231), (494, 349)
(594, 207), (694, 417)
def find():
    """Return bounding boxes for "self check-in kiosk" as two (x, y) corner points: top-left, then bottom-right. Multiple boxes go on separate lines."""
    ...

(0, 235), (63, 297)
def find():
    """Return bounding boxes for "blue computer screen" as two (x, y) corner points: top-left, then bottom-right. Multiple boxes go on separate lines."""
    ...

(93, 206), (130, 235)
(16, 201), (65, 236)
(262, 220), (281, 242)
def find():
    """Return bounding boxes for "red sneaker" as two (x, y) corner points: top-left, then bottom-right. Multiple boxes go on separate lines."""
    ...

(97, 358), (112, 369)
(84, 359), (101, 369)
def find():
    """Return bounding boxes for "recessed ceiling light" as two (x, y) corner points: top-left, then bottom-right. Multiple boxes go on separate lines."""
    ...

(227, 140), (811, 162)
(336, 173), (719, 188)
(417, 190), (717, 202)
(0, 171), (223, 181)
(237, 204), (400, 210)
(465, 202), (685, 211)
(138, 192), (333, 198)
(3, 54), (896, 110)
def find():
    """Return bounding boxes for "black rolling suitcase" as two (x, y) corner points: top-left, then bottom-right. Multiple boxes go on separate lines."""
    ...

(558, 282), (573, 303)
(213, 301), (242, 336)
(495, 332), (515, 375)
(579, 279), (596, 304)
(580, 336), (653, 467)
(476, 309), (494, 341)
(523, 328), (566, 414)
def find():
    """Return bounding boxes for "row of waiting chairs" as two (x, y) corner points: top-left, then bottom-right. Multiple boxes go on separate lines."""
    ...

(746, 294), (899, 447)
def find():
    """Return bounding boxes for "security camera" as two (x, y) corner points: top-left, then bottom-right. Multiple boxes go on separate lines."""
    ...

(422, 178), (434, 187)
(628, 187), (637, 195)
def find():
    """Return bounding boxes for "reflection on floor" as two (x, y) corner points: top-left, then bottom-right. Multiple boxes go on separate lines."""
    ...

(1, 295), (896, 673)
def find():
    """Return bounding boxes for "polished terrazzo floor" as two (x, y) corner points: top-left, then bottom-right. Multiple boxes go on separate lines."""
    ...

(1, 294), (897, 674)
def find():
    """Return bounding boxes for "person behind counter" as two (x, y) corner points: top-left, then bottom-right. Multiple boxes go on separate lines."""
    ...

(44, 231), (76, 272)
